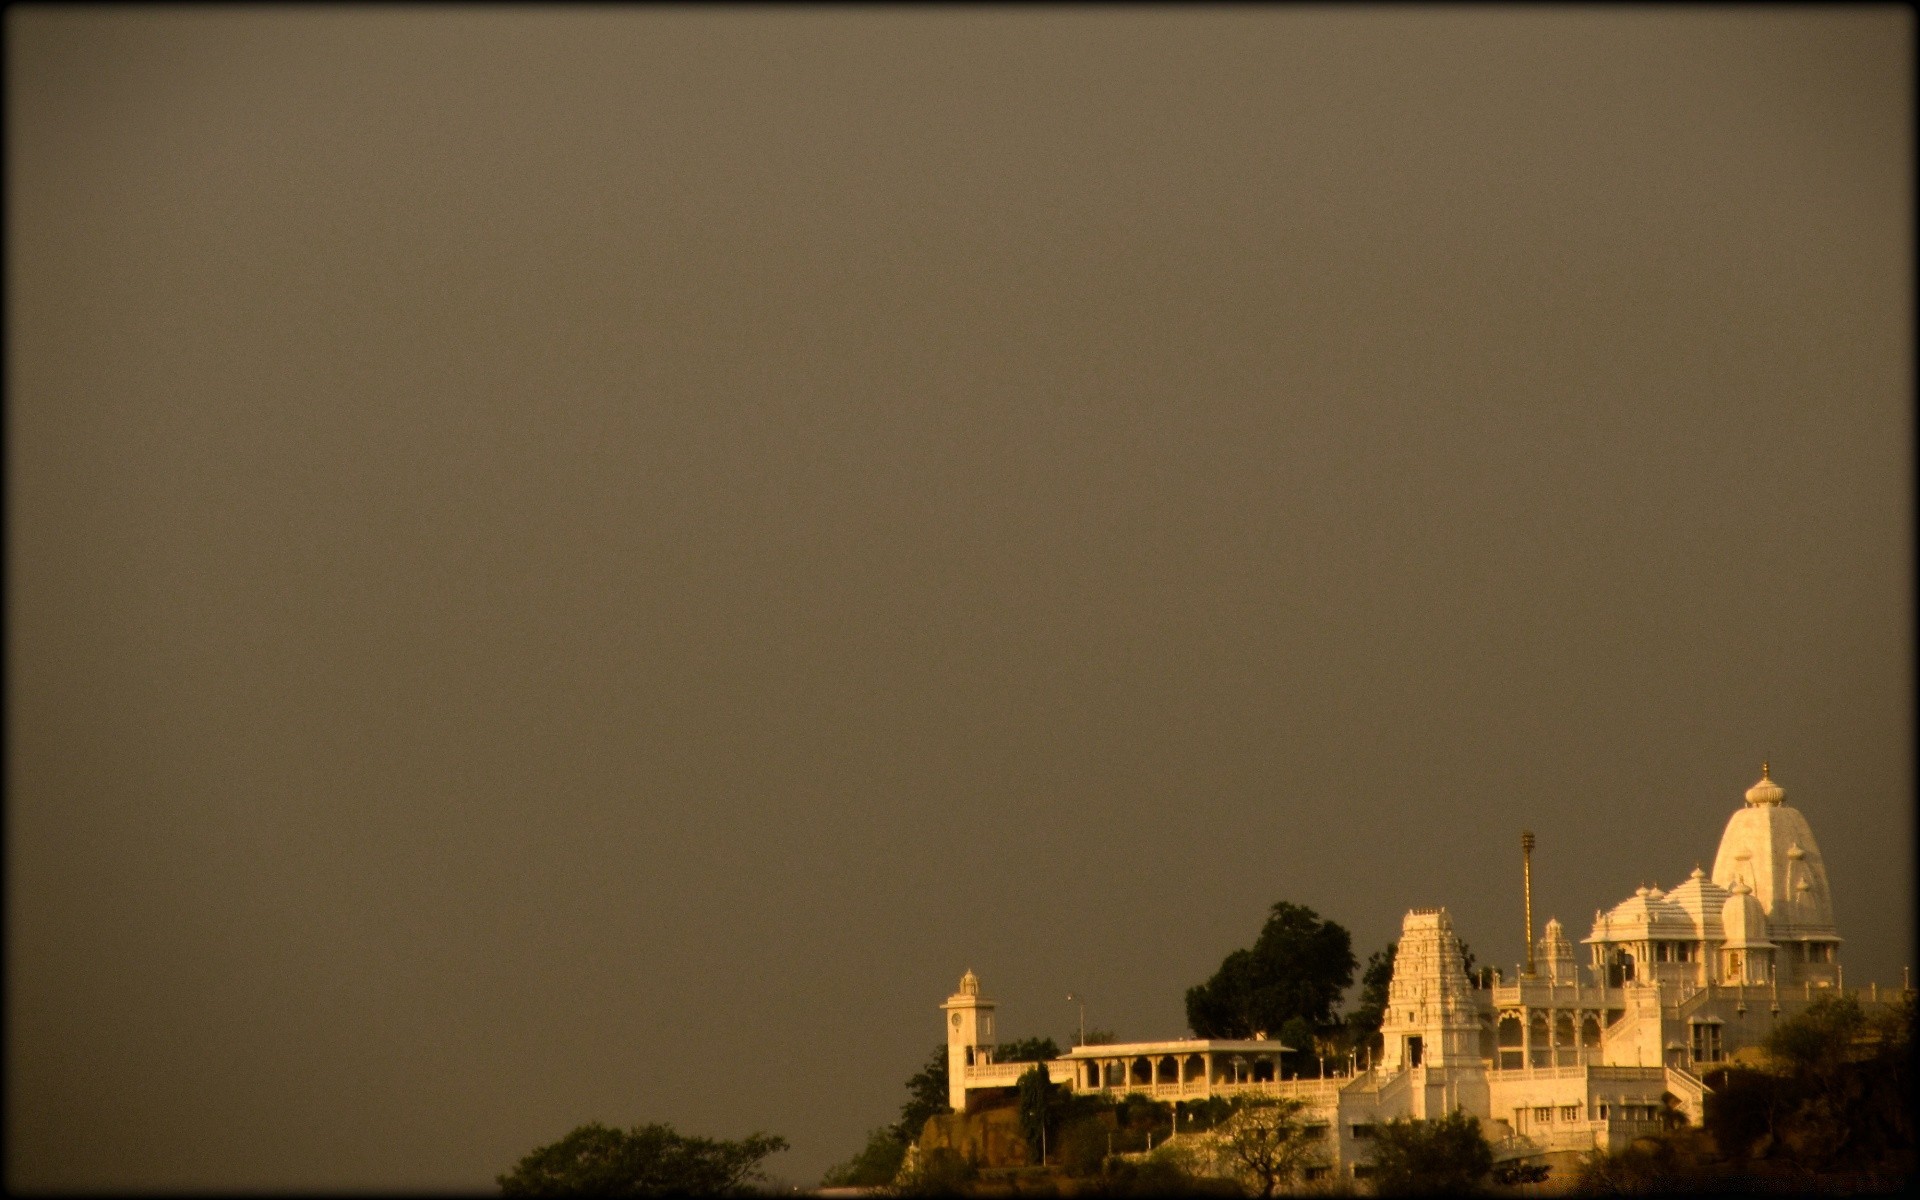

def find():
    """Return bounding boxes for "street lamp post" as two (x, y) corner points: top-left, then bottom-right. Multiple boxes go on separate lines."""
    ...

(1066, 993), (1086, 1047)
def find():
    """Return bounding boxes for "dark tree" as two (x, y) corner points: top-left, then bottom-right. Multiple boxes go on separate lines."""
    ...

(892, 1146), (977, 1197)
(1345, 941), (1397, 1054)
(996, 1036), (1062, 1063)
(1220, 1097), (1319, 1198)
(819, 1127), (908, 1189)
(896, 1044), (950, 1143)
(496, 1122), (787, 1196)
(1491, 1160), (1551, 1187)
(1457, 940), (1489, 988)
(1570, 1127), (1719, 1193)
(1015, 1062), (1060, 1162)
(1278, 1017), (1316, 1077)
(1186, 902), (1357, 1038)
(1365, 1111), (1493, 1195)
(1703, 992), (1914, 1175)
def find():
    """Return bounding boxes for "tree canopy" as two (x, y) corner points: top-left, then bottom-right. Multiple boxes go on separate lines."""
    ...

(818, 1126), (907, 1190)
(496, 1122), (787, 1196)
(1365, 1111), (1493, 1195)
(823, 1041), (956, 1189)
(1015, 1063), (1060, 1162)
(1186, 902), (1356, 1039)
(1344, 941), (1396, 1054)
(896, 1043), (950, 1143)
(996, 1036), (1062, 1063)
(1219, 1097), (1321, 1198)
(1705, 992), (1913, 1176)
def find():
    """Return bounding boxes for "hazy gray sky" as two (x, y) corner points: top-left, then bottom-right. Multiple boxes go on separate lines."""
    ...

(7, 6), (1911, 1190)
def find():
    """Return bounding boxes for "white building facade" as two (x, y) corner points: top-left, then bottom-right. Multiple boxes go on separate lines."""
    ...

(938, 767), (1908, 1182)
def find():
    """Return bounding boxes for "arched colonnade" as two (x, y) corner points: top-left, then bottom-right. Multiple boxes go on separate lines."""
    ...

(1075, 1050), (1284, 1097)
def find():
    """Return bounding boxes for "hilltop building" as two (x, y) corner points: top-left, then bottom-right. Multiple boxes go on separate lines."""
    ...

(936, 767), (1907, 1182)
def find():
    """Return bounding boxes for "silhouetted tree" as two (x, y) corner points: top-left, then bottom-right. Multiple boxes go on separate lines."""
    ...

(1571, 1127), (1720, 1194)
(1345, 941), (1396, 1055)
(1366, 1111), (1493, 1195)
(1185, 902), (1356, 1039)
(1704, 992), (1914, 1176)
(1278, 1016), (1316, 1076)
(893, 1146), (976, 1196)
(1016, 1062), (1060, 1162)
(1492, 1159), (1552, 1188)
(1220, 1097), (1320, 1198)
(819, 1126), (907, 1189)
(996, 1036), (1062, 1063)
(497, 1122), (786, 1196)
(896, 1044), (950, 1143)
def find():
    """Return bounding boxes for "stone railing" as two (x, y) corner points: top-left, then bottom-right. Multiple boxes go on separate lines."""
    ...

(1663, 1064), (1710, 1123)
(1486, 1064), (1590, 1081)
(1371, 1065), (1411, 1111)
(961, 1062), (1021, 1085)
(1490, 982), (1624, 1008)
(963, 1060), (1060, 1086)
(1586, 1065), (1665, 1082)
(1081, 1075), (1353, 1103)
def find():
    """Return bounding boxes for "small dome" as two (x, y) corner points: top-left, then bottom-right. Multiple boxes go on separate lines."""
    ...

(1721, 882), (1772, 947)
(959, 969), (980, 996)
(1648, 885), (1666, 900)
(1787, 844), (1805, 860)
(1635, 885), (1650, 898)
(1745, 763), (1785, 806)
(1690, 864), (1706, 880)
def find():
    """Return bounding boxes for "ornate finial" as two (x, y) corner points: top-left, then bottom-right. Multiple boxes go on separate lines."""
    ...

(1746, 764), (1785, 806)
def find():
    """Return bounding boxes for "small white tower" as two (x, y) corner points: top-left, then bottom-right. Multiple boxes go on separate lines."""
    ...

(1720, 881), (1775, 985)
(940, 969), (996, 1110)
(1538, 918), (1578, 984)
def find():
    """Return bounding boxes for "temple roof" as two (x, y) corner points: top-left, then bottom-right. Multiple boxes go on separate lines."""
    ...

(1584, 884), (1698, 943)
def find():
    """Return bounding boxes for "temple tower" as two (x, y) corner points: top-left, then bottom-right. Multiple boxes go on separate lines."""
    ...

(1378, 909), (1483, 1072)
(1538, 917), (1578, 984)
(1710, 765), (1840, 985)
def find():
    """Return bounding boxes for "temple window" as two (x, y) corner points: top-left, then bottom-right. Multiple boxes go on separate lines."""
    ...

(1690, 1023), (1722, 1063)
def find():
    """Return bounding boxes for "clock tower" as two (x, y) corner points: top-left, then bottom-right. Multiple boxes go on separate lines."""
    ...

(940, 969), (996, 1110)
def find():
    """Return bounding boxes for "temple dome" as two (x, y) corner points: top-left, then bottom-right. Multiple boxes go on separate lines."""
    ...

(1661, 866), (1731, 940)
(1720, 880), (1773, 949)
(1586, 882), (1695, 944)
